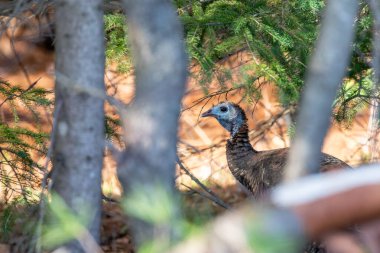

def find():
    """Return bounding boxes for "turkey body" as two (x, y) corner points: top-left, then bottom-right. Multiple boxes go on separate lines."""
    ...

(226, 122), (349, 195)
(202, 101), (349, 196)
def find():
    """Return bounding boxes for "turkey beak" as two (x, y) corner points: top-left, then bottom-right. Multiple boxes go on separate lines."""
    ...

(201, 109), (215, 118)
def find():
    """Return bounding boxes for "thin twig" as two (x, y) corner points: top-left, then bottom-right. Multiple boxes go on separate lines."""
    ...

(55, 72), (127, 112)
(176, 156), (230, 209)
(0, 78), (41, 109)
(35, 100), (62, 253)
(250, 105), (295, 140)
(0, 148), (28, 201)
(181, 86), (244, 113)
(8, 30), (33, 85)
(181, 183), (228, 209)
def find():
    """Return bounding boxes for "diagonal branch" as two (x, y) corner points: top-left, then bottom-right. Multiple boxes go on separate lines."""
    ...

(181, 183), (228, 210)
(177, 157), (230, 209)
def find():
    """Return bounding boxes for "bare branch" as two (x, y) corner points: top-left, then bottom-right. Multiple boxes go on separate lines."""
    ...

(177, 157), (230, 209)
(0, 78), (41, 109)
(35, 100), (62, 253)
(54, 72), (127, 112)
(181, 86), (244, 113)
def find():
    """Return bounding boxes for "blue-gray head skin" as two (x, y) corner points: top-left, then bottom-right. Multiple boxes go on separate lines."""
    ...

(201, 102), (247, 137)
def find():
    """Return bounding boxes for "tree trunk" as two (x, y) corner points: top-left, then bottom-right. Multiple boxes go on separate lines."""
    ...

(118, 0), (187, 248)
(284, 0), (359, 181)
(51, 0), (105, 251)
(367, 0), (380, 162)
(367, 99), (379, 161)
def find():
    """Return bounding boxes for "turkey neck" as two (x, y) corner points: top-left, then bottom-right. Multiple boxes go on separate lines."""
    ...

(226, 122), (257, 166)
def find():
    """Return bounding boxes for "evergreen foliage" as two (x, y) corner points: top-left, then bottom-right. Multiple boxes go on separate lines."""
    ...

(105, 115), (122, 144)
(178, 0), (323, 104)
(104, 13), (133, 73)
(334, 3), (375, 124)
(0, 79), (51, 203)
(104, 1), (375, 122)
(0, 78), (122, 204)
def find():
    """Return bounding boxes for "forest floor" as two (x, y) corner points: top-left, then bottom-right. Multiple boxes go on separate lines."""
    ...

(0, 28), (377, 252)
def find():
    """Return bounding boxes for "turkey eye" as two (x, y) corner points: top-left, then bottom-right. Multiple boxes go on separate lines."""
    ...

(220, 106), (228, 112)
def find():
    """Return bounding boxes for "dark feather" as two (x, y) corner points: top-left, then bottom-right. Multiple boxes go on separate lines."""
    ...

(226, 120), (349, 195)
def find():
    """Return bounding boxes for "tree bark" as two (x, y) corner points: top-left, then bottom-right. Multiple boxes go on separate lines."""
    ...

(118, 0), (187, 248)
(284, 0), (359, 181)
(51, 0), (105, 251)
(368, 0), (380, 161)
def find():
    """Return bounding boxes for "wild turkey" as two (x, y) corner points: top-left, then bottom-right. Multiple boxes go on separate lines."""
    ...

(201, 101), (349, 196)
(201, 101), (352, 253)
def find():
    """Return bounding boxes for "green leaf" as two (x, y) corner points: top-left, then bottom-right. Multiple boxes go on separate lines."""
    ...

(42, 194), (90, 249)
